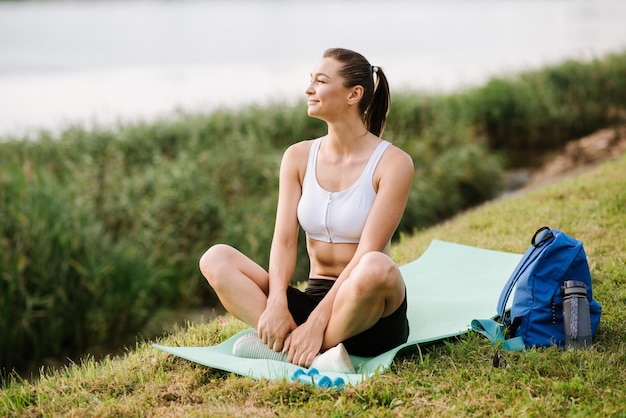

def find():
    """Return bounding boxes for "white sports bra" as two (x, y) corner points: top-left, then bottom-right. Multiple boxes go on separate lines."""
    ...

(297, 137), (391, 243)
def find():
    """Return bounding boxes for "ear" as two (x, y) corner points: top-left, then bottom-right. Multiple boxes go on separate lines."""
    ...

(347, 85), (364, 106)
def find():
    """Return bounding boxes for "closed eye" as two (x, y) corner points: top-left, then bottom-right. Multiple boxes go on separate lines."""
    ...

(310, 73), (330, 84)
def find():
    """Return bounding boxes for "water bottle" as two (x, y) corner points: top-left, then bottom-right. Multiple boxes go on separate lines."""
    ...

(561, 280), (592, 349)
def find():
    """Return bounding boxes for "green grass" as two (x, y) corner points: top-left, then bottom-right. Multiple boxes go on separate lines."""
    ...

(2, 152), (624, 417)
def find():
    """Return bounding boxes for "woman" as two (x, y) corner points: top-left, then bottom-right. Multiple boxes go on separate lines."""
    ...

(199, 48), (413, 369)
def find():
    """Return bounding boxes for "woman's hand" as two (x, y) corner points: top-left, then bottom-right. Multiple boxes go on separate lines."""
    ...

(284, 320), (325, 368)
(257, 298), (296, 352)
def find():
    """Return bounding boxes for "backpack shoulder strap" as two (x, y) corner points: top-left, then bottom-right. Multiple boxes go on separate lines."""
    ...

(496, 226), (555, 320)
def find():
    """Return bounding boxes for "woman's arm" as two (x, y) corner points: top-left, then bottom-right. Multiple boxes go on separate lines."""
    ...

(257, 141), (309, 352)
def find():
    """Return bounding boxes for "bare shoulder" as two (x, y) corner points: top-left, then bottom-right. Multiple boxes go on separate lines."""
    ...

(372, 142), (413, 193)
(281, 138), (317, 178)
(381, 143), (414, 174)
(284, 138), (315, 160)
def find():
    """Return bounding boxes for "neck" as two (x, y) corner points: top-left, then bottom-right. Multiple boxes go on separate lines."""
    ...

(325, 119), (372, 153)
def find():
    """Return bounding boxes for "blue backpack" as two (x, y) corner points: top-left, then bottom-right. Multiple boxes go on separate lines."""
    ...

(473, 226), (602, 350)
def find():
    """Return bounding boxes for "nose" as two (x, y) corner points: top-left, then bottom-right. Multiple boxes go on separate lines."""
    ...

(305, 82), (315, 96)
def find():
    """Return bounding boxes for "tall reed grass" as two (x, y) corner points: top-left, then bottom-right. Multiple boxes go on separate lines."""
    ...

(0, 160), (156, 371)
(0, 50), (624, 373)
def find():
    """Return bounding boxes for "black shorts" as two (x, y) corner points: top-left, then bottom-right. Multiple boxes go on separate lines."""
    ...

(286, 278), (409, 357)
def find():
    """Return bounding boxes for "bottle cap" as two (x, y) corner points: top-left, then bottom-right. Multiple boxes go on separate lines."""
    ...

(561, 280), (587, 297)
(562, 280), (587, 289)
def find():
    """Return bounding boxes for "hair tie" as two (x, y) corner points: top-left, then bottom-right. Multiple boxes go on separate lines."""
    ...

(372, 66), (379, 74)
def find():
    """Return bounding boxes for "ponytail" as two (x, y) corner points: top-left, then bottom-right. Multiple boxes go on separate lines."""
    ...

(364, 66), (390, 137)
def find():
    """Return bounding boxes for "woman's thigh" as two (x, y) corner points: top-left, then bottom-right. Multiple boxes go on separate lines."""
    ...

(324, 252), (408, 353)
(345, 251), (406, 316)
(342, 291), (409, 356)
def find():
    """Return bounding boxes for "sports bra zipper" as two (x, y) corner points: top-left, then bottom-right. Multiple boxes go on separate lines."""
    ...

(324, 193), (333, 243)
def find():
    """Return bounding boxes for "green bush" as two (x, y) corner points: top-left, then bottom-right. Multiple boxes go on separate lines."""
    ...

(466, 51), (626, 153)
(0, 162), (155, 370)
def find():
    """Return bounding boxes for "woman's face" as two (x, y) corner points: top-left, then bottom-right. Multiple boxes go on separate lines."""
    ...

(305, 57), (355, 121)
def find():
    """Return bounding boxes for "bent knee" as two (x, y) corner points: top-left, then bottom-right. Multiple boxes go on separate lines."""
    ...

(199, 244), (236, 285)
(358, 251), (396, 279)
(350, 252), (398, 291)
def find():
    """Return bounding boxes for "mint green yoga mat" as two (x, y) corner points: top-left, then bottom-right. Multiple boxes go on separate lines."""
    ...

(154, 240), (522, 385)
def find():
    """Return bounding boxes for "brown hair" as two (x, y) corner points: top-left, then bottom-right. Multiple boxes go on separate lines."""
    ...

(323, 48), (391, 137)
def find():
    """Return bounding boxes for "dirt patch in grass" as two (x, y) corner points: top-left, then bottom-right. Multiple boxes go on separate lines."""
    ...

(528, 124), (626, 187)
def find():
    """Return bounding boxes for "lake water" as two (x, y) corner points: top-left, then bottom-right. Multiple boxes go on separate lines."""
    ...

(1, 0), (626, 137)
